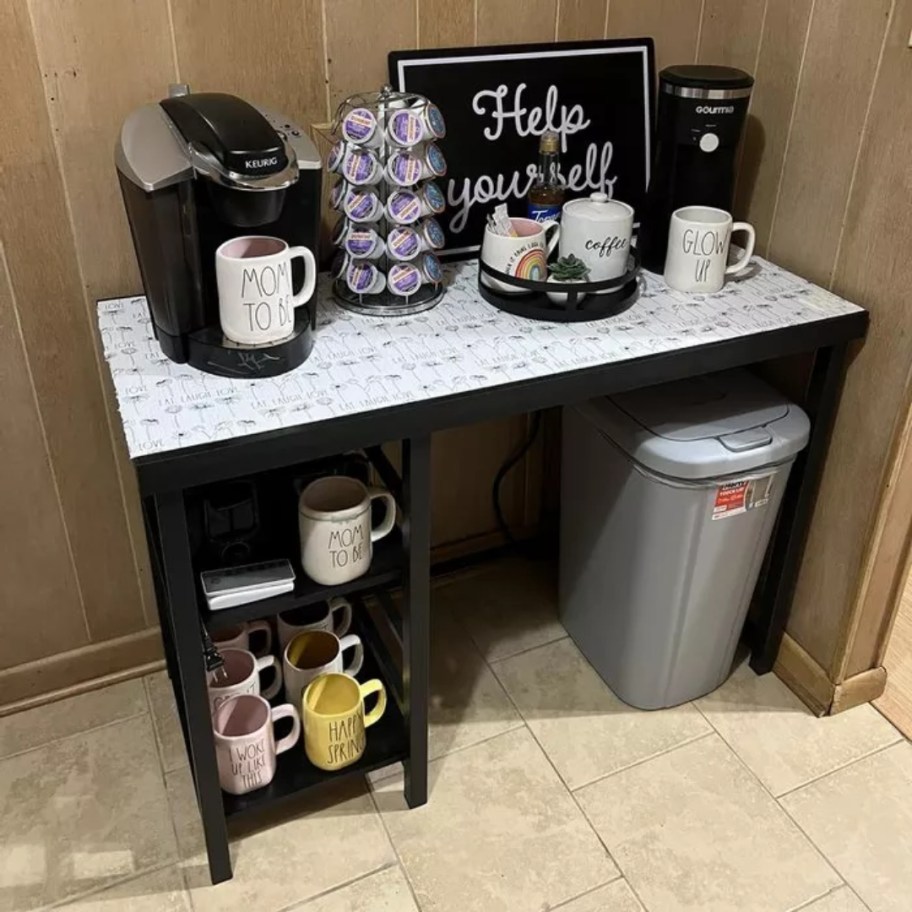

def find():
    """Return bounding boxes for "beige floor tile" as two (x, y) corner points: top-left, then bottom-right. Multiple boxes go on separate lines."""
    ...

(166, 765), (395, 912)
(427, 608), (523, 760)
(494, 638), (711, 789)
(285, 865), (418, 911)
(697, 661), (900, 796)
(440, 556), (566, 662)
(556, 880), (646, 911)
(781, 742), (912, 912)
(0, 679), (147, 760)
(799, 886), (870, 912)
(0, 715), (176, 911)
(373, 727), (617, 912)
(576, 735), (839, 912)
(59, 865), (191, 911)
(145, 672), (188, 773)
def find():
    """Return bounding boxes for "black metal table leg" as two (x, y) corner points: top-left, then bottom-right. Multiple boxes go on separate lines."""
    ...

(155, 491), (233, 883)
(750, 343), (850, 674)
(401, 434), (431, 807)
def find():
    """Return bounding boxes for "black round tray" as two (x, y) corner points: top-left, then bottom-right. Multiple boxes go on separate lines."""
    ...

(478, 248), (640, 322)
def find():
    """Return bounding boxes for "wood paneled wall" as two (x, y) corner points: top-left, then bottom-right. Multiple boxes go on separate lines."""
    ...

(1, 0), (909, 708)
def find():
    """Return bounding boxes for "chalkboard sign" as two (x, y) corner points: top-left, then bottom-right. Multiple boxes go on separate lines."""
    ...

(390, 39), (655, 257)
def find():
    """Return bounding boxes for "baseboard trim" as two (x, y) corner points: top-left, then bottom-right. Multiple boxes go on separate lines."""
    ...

(0, 628), (164, 716)
(775, 632), (887, 715)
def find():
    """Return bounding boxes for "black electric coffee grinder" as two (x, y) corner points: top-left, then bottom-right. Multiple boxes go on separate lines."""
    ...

(116, 86), (322, 377)
(638, 65), (753, 274)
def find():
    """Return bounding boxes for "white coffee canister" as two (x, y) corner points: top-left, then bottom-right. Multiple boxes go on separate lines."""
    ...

(559, 193), (634, 284)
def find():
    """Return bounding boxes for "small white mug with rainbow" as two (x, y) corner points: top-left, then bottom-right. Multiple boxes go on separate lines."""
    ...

(480, 216), (559, 295)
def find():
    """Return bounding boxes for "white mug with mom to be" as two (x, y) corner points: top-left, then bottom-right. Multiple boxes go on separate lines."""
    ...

(663, 206), (756, 294)
(299, 476), (397, 586)
(216, 235), (316, 345)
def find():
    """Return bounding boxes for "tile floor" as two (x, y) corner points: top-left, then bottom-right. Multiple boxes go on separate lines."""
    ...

(0, 557), (909, 912)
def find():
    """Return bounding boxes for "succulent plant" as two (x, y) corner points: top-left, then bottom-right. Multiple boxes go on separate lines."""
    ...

(550, 254), (590, 283)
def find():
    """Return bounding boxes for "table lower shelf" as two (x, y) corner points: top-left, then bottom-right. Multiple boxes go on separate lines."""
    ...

(221, 619), (407, 820)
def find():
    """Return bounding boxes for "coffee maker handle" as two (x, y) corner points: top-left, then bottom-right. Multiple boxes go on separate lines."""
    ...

(288, 246), (317, 307)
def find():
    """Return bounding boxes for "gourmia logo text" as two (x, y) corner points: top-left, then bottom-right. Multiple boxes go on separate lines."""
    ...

(696, 105), (735, 115)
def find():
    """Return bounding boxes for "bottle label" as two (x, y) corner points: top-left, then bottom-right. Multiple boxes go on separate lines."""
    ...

(528, 203), (561, 222)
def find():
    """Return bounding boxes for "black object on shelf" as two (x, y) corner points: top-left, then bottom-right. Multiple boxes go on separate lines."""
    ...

(477, 248), (640, 322)
(221, 611), (408, 819)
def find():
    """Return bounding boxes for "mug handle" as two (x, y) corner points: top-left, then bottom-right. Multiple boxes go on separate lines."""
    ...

(288, 246), (317, 307)
(540, 219), (560, 257)
(368, 487), (396, 543)
(256, 654), (283, 700)
(329, 596), (353, 637)
(339, 633), (364, 677)
(725, 222), (756, 276)
(271, 703), (301, 754)
(360, 679), (387, 728)
(246, 620), (273, 658)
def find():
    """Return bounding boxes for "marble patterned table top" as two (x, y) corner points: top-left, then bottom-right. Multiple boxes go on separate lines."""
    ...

(97, 259), (863, 459)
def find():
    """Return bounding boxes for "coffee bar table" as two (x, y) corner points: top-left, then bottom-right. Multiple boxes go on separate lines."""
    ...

(98, 258), (867, 883)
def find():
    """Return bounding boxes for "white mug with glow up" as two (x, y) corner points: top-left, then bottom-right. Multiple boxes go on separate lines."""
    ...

(215, 235), (316, 345)
(663, 207), (756, 294)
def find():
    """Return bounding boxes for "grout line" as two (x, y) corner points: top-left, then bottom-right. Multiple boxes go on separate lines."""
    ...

(0, 241), (89, 639)
(603, 0), (610, 39)
(271, 861), (401, 912)
(143, 673), (173, 773)
(765, 0), (817, 260)
(365, 788), (426, 912)
(694, 0), (707, 62)
(550, 874), (630, 911)
(165, 0), (181, 81)
(41, 859), (179, 911)
(775, 737), (903, 800)
(484, 631), (570, 666)
(0, 708), (150, 764)
(787, 883), (873, 912)
(827, 0), (896, 292)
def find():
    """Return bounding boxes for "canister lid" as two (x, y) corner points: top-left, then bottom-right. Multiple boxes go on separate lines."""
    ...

(660, 65), (754, 89)
(563, 193), (633, 222)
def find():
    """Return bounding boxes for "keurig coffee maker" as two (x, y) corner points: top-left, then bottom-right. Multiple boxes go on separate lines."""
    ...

(638, 65), (753, 273)
(116, 86), (322, 377)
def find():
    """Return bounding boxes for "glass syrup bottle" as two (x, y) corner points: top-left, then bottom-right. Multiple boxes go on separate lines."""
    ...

(527, 130), (564, 222)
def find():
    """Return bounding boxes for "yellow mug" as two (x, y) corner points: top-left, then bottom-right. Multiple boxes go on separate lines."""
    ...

(302, 672), (386, 771)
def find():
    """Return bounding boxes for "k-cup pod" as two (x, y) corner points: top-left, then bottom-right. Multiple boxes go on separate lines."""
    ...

(387, 262), (423, 297)
(387, 108), (426, 147)
(418, 180), (446, 215)
(418, 251), (444, 285)
(424, 143), (447, 178)
(422, 103), (446, 140)
(330, 249), (351, 280)
(327, 140), (347, 174)
(329, 179), (349, 211)
(344, 227), (386, 261)
(386, 188), (423, 225)
(387, 225), (423, 261)
(346, 261), (386, 295)
(341, 107), (381, 147)
(417, 217), (446, 251)
(331, 218), (352, 248)
(387, 150), (424, 187)
(342, 148), (382, 186)
(343, 188), (383, 223)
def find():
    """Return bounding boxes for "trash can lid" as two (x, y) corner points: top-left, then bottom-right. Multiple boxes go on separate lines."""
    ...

(577, 369), (810, 480)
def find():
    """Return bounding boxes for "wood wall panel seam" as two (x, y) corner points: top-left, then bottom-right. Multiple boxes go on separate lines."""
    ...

(164, 0), (182, 80)
(318, 0), (332, 120)
(0, 242), (89, 640)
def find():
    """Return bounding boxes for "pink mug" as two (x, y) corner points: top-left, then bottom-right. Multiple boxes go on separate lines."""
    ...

(207, 647), (282, 715)
(213, 694), (301, 795)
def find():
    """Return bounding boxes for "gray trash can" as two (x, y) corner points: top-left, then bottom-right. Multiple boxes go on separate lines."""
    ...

(558, 369), (810, 710)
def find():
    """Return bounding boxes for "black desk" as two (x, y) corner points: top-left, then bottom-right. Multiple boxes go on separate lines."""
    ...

(98, 259), (867, 883)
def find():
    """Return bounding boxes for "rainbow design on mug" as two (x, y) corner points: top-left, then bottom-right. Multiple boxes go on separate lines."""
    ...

(511, 248), (546, 281)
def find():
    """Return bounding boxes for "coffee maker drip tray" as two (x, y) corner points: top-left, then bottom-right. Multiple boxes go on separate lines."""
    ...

(161, 307), (314, 379)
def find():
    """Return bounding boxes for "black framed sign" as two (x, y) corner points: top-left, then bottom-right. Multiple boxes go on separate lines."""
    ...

(390, 39), (655, 258)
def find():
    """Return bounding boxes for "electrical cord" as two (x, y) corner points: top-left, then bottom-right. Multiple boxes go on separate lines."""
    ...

(491, 411), (543, 546)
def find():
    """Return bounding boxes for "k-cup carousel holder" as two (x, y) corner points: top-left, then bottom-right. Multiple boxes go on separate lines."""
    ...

(477, 249), (641, 323)
(328, 86), (448, 317)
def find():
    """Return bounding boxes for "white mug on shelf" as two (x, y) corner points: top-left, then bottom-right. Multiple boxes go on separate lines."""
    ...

(206, 647), (282, 715)
(298, 476), (396, 586)
(282, 629), (364, 706)
(277, 597), (353, 651)
(211, 620), (273, 658)
(663, 206), (756, 294)
(480, 217), (559, 294)
(215, 235), (316, 345)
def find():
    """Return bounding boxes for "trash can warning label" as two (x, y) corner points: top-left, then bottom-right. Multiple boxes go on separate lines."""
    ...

(711, 475), (774, 520)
